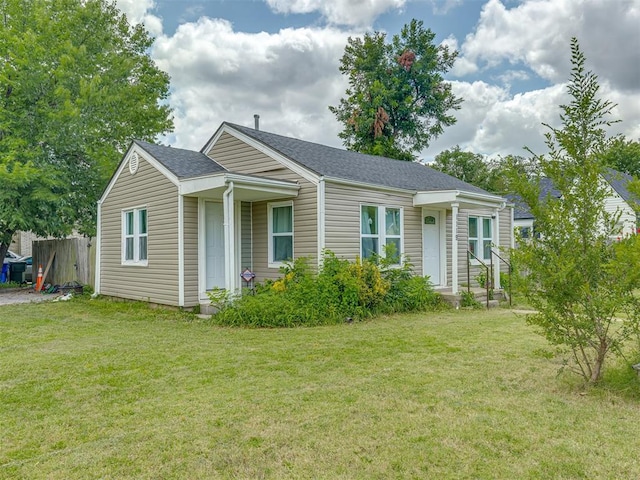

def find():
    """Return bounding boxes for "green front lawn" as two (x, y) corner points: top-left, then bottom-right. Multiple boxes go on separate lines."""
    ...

(1, 298), (638, 479)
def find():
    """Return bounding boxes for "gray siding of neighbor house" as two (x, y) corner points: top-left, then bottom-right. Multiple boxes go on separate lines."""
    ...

(183, 196), (199, 307)
(207, 132), (318, 281)
(324, 182), (423, 275)
(100, 157), (179, 306)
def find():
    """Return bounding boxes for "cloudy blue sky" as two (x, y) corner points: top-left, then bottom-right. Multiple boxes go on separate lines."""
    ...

(115, 0), (640, 161)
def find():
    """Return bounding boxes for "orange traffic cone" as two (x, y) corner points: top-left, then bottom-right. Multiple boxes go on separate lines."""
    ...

(35, 265), (44, 292)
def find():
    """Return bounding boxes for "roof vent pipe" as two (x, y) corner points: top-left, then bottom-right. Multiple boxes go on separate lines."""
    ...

(254, 114), (260, 131)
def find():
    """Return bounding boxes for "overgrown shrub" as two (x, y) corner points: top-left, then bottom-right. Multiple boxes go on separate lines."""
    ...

(210, 250), (442, 328)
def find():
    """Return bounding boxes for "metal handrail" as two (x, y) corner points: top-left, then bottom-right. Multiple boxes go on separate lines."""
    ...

(490, 249), (513, 307)
(467, 250), (490, 309)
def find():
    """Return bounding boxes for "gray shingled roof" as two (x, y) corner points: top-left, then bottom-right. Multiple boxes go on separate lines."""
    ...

(224, 123), (492, 195)
(134, 139), (225, 179)
(505, 194), (534, 220)
(508, 168), (637, 220)
(604, 168), (636, 204)
(539, 177), (561, 200)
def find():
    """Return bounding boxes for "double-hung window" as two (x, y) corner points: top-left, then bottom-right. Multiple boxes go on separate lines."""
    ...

(468, 216), (492, 261)
(360, 205), (402, 264)
(122, 208), (148, 265)
(268, 201), (293, 267)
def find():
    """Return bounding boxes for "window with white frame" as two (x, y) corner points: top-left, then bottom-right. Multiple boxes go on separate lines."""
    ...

(361, 205), (402, 264)
(268, 202), (293, 266)
(468, 216), (492, 261)
(122, 208), (148, 265)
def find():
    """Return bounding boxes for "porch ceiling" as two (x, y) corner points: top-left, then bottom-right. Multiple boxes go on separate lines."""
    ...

(179, 172), (300, 202)
(414, 190), (506, 209)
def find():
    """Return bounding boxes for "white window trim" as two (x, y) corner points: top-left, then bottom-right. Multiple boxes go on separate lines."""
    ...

(121, 206), (148, 266)
(268, 201), (294, 268)
(360, 204), (404, 265)
(468, 215), (492, 263)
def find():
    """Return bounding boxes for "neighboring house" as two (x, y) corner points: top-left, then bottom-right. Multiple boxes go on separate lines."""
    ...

(9, 231), (38, 257)
(10, 230), (84, 257)
(509, 178), (560, 240)
(95, 122), (513, 310)
(510, 169), (638, 241)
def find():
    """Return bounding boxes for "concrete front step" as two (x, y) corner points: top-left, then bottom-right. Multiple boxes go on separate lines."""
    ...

(438, 287), (506, 309)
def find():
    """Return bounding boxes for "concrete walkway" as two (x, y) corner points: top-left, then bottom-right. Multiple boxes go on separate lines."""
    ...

(0, 289), (53, 306)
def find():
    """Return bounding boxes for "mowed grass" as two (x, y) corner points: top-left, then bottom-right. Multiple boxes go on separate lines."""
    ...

(1, 298), (639, 479)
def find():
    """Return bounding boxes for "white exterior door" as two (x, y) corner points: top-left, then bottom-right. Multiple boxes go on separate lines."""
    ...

(422, 210), (441, 286)
(205, 202), (225, 290)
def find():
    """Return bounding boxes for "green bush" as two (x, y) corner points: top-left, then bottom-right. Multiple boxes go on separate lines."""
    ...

(210, 250), (442, 328)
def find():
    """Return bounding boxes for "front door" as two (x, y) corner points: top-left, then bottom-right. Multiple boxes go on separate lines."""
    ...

(205, 202), (225, 290)
(422, 210), (441, 285)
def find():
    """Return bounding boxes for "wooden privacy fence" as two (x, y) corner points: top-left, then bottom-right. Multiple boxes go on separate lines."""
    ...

(32, 237), (96, 288)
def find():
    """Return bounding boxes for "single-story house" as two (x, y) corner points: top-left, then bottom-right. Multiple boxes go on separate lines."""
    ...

(95, 121), (513, 310)
(510, 168), (638, 241)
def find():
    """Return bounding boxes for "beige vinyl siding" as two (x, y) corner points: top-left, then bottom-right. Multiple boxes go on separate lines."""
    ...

(207, 132), (285, 175)
(498, 206), (512, 270)
(100, 157), (179, 306)
(208, 132), (318, 282)
(241, 201), (252, 271)
(454, 207), (512, 288)
(446, 210), (452, 286)
(251, 202), (269, 280)
(183, 196), (199, 307)
(250, 183), (317, 282)
(324, 182), (422, 275)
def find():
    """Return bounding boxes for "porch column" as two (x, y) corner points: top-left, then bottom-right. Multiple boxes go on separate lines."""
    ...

(493, 207), (501, 290)
(451, 202), (459, 294)
(223, 182), (236, 293)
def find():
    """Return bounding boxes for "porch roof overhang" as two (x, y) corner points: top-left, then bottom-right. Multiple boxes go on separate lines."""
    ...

(179, 172), (300, 202)
(413, 190), (506, 209)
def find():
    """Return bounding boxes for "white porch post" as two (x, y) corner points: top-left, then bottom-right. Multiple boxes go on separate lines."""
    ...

(223, 182), (236, 293)
(94, 200), (102, 294)
(451, 202), (459, 294)
(493, 207), (500, 290)
(178, 195), (184, 306)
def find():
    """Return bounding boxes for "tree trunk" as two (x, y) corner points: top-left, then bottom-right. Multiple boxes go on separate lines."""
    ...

(589, 340), (608, 383)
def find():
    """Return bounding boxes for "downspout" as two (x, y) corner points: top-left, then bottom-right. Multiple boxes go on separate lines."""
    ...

(223, 181), (235, 293)
(94, 200), (102, 295)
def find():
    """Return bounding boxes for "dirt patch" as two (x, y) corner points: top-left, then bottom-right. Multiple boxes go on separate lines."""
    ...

(0, 288), (53, 306)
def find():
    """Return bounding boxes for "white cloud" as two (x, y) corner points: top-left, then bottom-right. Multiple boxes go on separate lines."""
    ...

(265, 0), (406, 27)
(142, 0), (639, 165)
(115, 0), (163, 36)
(152, 19), (350, 149)
(456, 0), (640, 91)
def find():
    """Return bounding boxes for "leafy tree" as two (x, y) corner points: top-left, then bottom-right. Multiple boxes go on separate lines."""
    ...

(329, 19), (460, 161)
(431, 147), (534, 194)
(431, 146), (498, 192)
(507, 38), (640, 383)
(0, 0), (173, 262)
(601, 136), (640, 177)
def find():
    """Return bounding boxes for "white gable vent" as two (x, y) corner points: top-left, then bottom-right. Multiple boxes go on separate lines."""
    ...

(129, 152), (139, 175)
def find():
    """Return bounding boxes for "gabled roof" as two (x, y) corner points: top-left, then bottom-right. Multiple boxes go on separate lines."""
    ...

(505, 194), (535, 220)
(509, 168), (637, 220)
(603, 167), (636, 204)
(539, 177), (561, 200)
(223, 123), (491, 195)
(134, 140), (225, 179)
